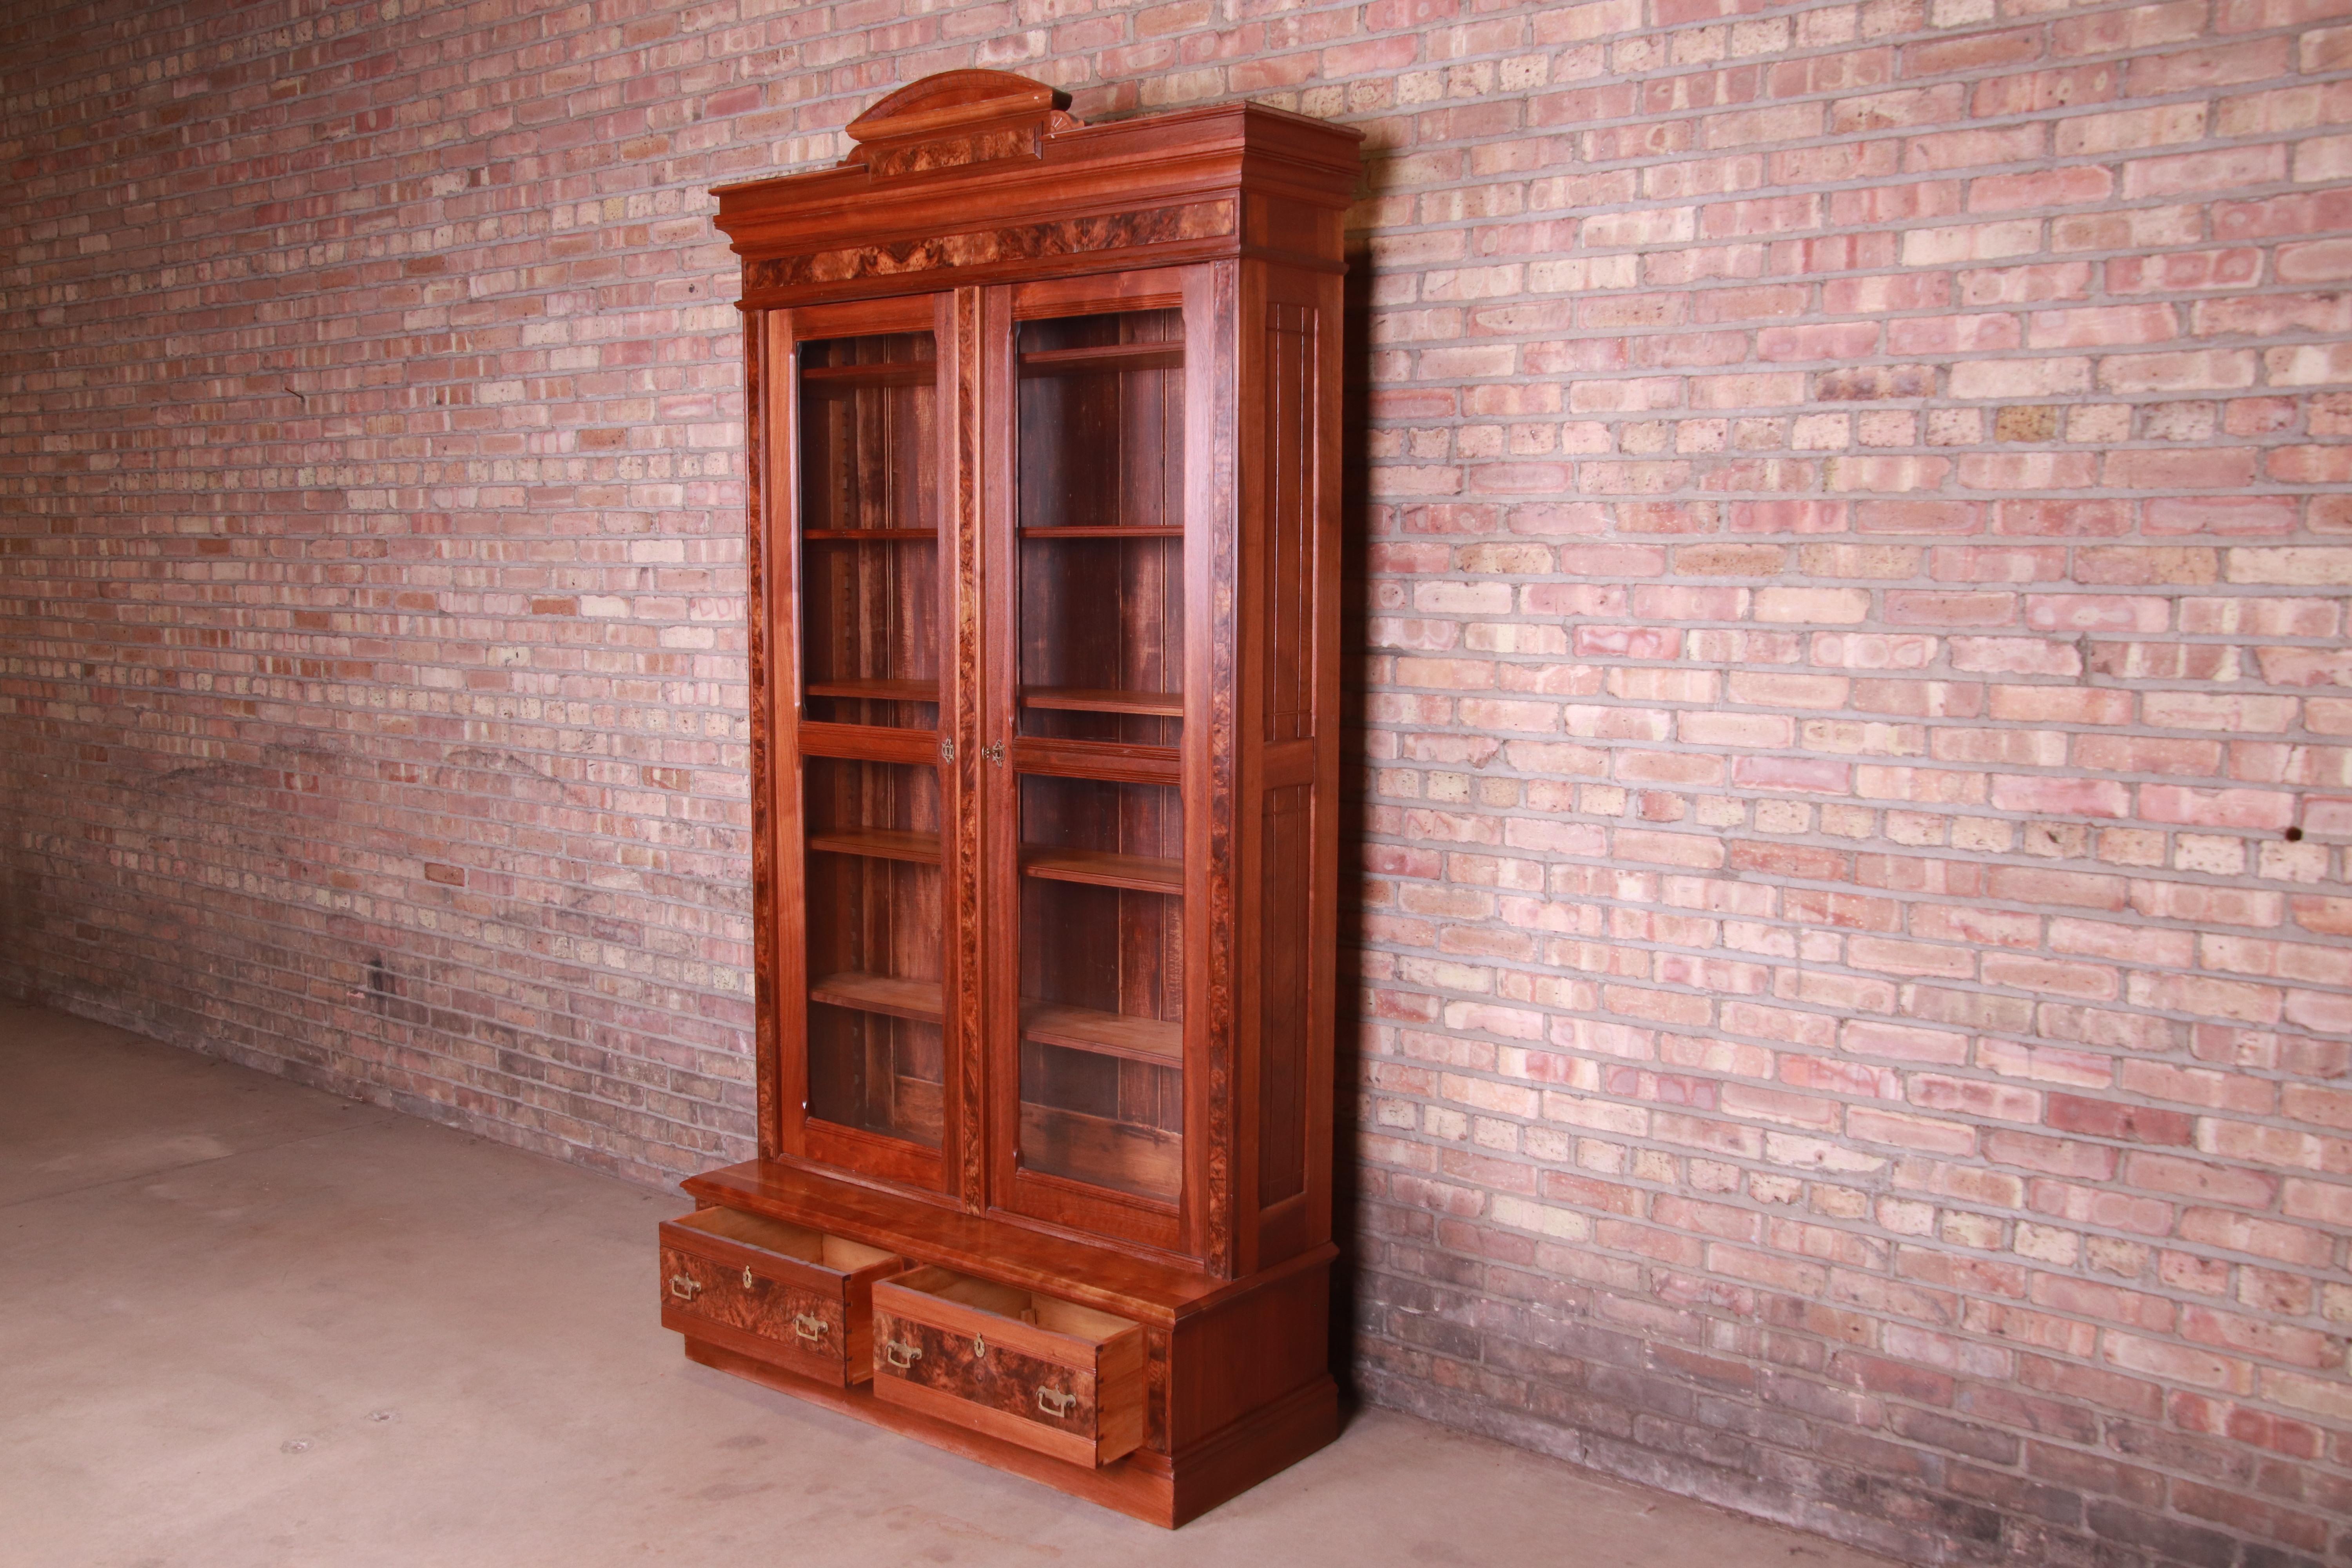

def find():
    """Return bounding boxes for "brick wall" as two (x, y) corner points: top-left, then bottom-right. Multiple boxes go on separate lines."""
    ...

(3, 0), (2348, 1561)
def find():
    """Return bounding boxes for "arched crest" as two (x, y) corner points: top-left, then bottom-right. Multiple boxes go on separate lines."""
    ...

(842, 70), (1083, 178)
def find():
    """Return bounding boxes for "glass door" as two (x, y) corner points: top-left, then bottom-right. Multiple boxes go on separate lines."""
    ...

(776, 295), (960, 1192)
(985, 269), (1209, 1256)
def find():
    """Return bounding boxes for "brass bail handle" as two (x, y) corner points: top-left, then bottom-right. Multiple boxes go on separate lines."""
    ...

(791, 1313), (828, 1343)
(1036, 1387), (1077, 1418)
(668, 1274), (701, 1301)
(884, 1339), (922, 1369)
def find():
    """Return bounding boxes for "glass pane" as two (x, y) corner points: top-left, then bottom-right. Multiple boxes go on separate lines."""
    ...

(800, 332), (939, 728)
(1016, 310), (1183, 748)
(803, 757), (943, 1148)
(1016, 775), (1183, 1204)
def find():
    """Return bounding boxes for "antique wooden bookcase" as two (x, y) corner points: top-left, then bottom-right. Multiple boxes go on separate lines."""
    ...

(657, 70), (1358, 1526)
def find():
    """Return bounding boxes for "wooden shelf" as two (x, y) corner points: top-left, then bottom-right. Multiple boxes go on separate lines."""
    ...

(809, 971), (943, 1023)
(1018, 344), (1183, 376)
(1017, 526), (1184, 539)
(804, 528), (939, 542)
(1009, 737), (1180, 785)
(1021, 686), (1183, 718)
(1019, 1103), (1181, 1204)
(1022, 846), (1183, 894)
(802, 362), (934, 387)
(805, 678), (940, 704)
(807, 828), (941, 865)
(1023, 1000), (1183, 1066)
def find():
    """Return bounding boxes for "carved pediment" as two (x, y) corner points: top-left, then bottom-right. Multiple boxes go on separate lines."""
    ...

(841, 70), (1083, 178)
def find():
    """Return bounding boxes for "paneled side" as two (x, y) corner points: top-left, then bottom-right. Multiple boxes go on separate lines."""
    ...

(1257, 782), (1312, 1211)
(1261, 302), (1316, 746)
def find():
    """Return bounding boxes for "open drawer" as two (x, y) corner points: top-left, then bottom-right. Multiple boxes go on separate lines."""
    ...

(659, 1208), (904, 1385)
(870, 1265), (1145, 1467)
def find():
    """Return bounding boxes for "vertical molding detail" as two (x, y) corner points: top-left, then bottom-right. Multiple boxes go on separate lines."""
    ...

(952, 287), (987, 1210)
(1262, 302), (1316, 745)
(746, 309), (779, 1159)
(1200, 260), (1241, 1277)
(1257, 783), (1310, 1207)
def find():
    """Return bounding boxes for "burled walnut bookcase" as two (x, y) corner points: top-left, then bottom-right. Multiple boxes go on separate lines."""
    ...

(656, 70), (1359, 1525)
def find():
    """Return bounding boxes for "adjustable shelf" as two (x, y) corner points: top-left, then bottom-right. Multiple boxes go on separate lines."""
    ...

(1018, 343), (1184, 376)
(804, 678), (940, 703)
(1018, 1105), (1181, 1203)
(807, 828), (942, 864)
(1020, 687), (1183, 718)
(1021, 846), (1183, 894)
(804, 528), (938, 542)
(802, 362), (934, 387)
(1018, 526), (1184, 539)
(1009, 737), (1180, 785)
(808, 970), (944, 1023)
(1021, 1000), (1182, 1066)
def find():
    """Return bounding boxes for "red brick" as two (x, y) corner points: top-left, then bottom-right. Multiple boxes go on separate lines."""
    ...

(2047, 1095), (2195, 1146)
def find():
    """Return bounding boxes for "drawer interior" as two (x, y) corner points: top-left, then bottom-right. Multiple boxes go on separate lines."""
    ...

(888, 1265), (1138, 1343)
(675, 1207), (900, 1273)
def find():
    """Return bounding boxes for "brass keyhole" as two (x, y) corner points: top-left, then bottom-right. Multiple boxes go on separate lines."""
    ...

(973, 1335), (987, 1359)
(742, 1265), (755, 1290)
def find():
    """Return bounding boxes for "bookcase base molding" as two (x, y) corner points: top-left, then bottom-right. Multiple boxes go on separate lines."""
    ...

(683, 1344), (1340, 1530)
(670, 1163), (1338, 1527)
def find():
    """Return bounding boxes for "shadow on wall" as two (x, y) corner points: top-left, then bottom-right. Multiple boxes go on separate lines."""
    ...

(0, 816), (47, 1013)
(1330, 153), (1390, 1405)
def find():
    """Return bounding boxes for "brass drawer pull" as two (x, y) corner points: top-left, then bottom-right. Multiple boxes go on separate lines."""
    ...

(884, 1339), (922, 1369)
(1036, 1387), (1077, 1419)
(669, 1274), (701, 1302)
(792, 1313), (829, 1343)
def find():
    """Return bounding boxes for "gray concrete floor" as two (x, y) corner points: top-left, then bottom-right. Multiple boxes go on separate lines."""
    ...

(0, 999), (1900, 1567)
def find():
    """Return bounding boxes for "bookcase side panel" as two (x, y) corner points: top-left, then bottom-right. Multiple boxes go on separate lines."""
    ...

(1234, 259), (1345, 1276)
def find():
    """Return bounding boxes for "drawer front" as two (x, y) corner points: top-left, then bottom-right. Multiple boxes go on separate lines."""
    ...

(659, 1227), (856, 1383)
(869, 1278), (1143, 1468)
(872, 1305), (1103, 1459)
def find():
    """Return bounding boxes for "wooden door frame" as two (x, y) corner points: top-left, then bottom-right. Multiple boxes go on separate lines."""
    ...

(977, 261), (1226, 1267)
(758, 289), (966, 1199)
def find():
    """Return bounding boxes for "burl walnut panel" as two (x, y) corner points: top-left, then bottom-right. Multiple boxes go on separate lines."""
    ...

(872, 1307), (1102, 1437)
(660, 1239), (856, 1384)
(745, 201), (1236, 292)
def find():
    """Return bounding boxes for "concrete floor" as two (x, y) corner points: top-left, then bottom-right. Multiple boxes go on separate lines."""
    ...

(0, 1000), (1900, 1568)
